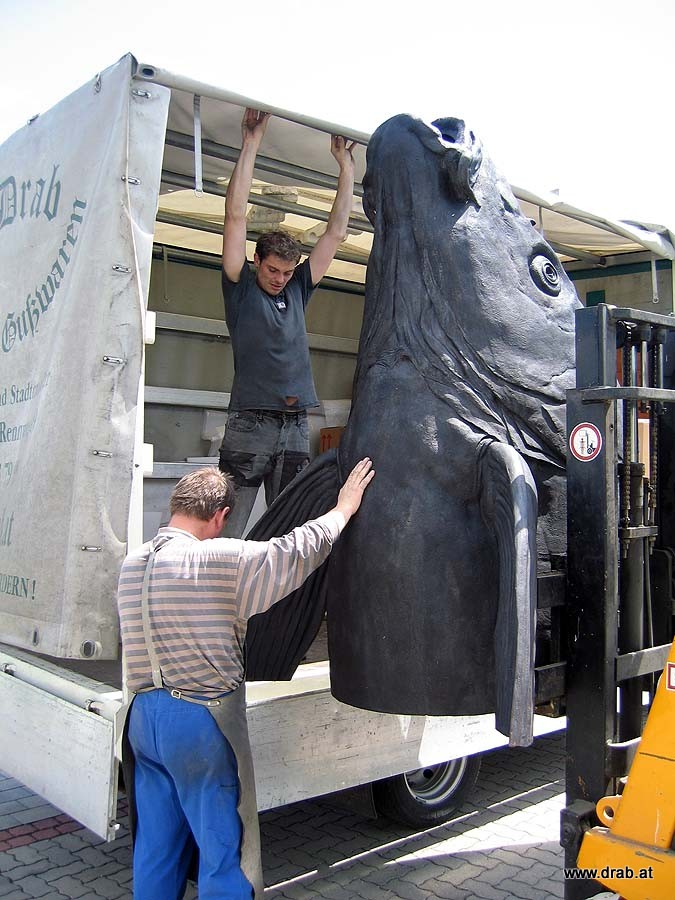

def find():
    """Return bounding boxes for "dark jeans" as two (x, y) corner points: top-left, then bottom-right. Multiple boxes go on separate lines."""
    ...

(219, 409), (310, 537)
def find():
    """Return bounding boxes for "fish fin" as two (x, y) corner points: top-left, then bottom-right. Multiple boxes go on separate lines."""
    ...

(479, 441), (538, 747)
(244, 450), (340, 681)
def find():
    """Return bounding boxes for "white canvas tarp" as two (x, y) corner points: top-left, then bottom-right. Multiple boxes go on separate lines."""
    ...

(139, 61), (674, 272)
(0, 55), (169, 657)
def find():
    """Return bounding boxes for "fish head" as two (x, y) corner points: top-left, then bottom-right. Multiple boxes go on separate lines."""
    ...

(360, 113), (581, 466)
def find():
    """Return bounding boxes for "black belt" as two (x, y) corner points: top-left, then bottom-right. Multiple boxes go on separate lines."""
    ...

(256, 408), (307, 419)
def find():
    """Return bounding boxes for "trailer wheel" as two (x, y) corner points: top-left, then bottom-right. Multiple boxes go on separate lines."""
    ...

(372, 755), (481, 827)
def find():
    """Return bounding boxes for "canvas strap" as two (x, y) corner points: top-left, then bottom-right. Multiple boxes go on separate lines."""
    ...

(139, 544), (165, 689)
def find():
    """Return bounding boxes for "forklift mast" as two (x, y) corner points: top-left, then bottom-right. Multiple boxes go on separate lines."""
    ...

(562, 304), (675, 899)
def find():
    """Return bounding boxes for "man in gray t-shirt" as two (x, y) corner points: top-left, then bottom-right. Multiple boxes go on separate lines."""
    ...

(219, 108), (357, 536)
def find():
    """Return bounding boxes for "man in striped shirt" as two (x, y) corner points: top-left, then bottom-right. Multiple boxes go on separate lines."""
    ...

(117, 458), (374, 900)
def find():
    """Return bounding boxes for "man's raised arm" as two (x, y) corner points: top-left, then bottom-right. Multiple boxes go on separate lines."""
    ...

(308, 135), (357, 286)
(222, 108), (270, 283)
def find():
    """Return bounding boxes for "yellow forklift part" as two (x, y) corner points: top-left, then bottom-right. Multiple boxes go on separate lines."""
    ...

(576, 639), (675, 894)
(595, 794), (620, 827)
(564, 306), (675, 900)
(577, 829), (674, 900)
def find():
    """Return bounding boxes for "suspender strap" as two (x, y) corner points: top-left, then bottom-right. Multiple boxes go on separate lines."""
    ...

(140, 547), (164, 690)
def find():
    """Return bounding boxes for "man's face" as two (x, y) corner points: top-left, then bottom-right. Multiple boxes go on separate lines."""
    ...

(254, 253), (296, 296)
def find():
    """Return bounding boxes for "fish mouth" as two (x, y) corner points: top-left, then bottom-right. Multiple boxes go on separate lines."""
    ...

(428, 117), (467, 149)
(408, 116), (468, 157)
(425, 117), (483, 203)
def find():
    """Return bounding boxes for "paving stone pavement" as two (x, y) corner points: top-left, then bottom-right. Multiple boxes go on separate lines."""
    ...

(0, 732), (570, 899)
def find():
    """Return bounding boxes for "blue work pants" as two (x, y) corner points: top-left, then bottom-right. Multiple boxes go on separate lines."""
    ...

(128, 689), (253, 900)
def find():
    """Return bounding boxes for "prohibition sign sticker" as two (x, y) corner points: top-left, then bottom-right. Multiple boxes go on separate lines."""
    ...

(569, 423), (602, 462)
(667, 662), (675, 692)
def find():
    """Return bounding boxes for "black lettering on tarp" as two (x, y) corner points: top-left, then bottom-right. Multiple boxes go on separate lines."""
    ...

(0, 508), (14, 546)
(1, 198), (87, 353)
(9, 377), (47, 405)
(0, 177), (16, 230)
(30, 178), (43, 218)
(1, 164), (61, 232)
(20, 180), (31, 218)
(0, 571), (36, 600)
(0, 418), (36, 443)
(43, 165), (61, 221)
(27, 166), (61, 221)
(1, 314), (17, 353)
(0, 457), (19, 486)
(0, 374), (50, 408)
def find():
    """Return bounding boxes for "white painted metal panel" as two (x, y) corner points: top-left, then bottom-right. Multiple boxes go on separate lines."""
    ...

(246, 664), (565, 810)
(0, 648), (564, 829)
(0, 670), (119, 841)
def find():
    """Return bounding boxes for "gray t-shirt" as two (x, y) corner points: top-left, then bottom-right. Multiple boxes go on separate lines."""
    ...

(222, 259), (319, 411)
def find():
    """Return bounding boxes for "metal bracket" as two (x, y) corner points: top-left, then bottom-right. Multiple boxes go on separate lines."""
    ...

(111, 264), (131, 274)
(651, 256), (660, 304)
(122, 176), (141, 185)
(561, 799), (597, 854)
(605, 735), (641, 777)
(91, 450), (112, 458)
(102, 356), (125, 366)
(193, 94), (203, 195)
(618, 525), (659, 540)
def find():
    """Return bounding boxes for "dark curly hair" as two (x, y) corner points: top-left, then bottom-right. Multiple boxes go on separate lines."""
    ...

(255, 231), (302, 263)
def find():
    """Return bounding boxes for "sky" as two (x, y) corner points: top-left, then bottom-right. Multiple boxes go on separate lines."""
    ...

(2, 0), (674, 228)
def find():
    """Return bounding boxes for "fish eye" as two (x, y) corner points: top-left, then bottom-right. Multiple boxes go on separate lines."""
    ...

(530, 254), (561, 296)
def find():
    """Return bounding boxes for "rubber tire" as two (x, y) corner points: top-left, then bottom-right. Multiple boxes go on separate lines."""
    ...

(372, 755), (481, 827)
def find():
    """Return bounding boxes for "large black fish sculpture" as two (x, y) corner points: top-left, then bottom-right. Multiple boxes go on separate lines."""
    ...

(244, 114), (580, 746)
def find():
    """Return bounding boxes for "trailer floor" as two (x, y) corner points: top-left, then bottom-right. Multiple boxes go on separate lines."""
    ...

(0, 732), (569, 899)
(34, 620), (332, 691)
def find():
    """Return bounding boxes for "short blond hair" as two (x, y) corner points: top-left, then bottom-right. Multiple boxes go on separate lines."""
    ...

(169, 467), (235, 521)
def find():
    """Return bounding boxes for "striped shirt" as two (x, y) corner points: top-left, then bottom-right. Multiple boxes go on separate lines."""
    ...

(117, 512), (343, 697)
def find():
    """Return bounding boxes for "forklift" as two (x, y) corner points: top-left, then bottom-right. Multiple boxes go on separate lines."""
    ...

(562, 303), (675, 899)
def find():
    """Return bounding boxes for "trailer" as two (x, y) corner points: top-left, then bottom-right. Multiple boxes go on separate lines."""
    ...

(1, 53), (673, 844)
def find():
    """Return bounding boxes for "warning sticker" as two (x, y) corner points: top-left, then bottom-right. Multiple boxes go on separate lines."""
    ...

(667, 662), (675, 691)
(569, 423), (602, 462)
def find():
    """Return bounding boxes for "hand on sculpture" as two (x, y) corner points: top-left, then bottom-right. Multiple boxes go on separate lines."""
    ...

(335, 458), (375, 522)
(330, 135), (356, 172)
(242, 108), (270, 146)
